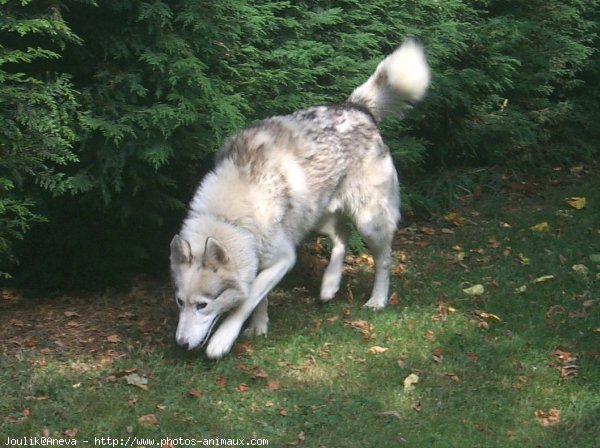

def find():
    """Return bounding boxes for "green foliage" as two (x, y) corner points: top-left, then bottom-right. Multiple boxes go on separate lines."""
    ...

(1, 0), (599, 286)
(0, 0), (83, 277)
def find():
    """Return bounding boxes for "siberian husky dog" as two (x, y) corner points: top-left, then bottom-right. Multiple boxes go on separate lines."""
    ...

(171, 40), (430, 358)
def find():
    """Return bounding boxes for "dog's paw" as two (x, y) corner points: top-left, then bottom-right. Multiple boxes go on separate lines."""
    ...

(243, 320), (269, 338)
(320, 270), (342, 302)
(319, 283), (339, 302)
(363, 297), (386, 311)
(205, 320), (242, 359)
(205, 334), (236, 359)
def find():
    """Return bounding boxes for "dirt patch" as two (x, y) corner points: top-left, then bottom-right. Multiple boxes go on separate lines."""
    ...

(0, 280), (176, 358)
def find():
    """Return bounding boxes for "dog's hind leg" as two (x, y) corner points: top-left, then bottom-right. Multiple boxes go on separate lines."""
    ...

(316, 212), (349, 302)
(353, 158), (400, 310)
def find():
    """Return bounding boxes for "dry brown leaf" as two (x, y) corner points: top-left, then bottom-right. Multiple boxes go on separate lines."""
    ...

(367, 346), (389, 355)
(444, 372), (460, 383)
(234, 340), (254, 357)
(137, 414), (159, 428)
(187, 388), (202, 398)
(534, 408), (560, 427)
(422, 330), (435, 342)
(267, 379), (280, 391)
(466, 351), (478, 362)
(388, 292), (400, 305)
(106, 334), (121, 343)
(343, 320), (373, 339)
(63, 428), (78, 439)
(235, 383), (249, 393)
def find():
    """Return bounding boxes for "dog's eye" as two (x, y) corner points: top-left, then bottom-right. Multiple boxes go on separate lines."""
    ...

(176, 297), (183, 307)
(195, 302), (207, 311)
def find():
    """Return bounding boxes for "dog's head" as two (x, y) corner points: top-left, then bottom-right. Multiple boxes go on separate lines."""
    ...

(170, 234), (245, 350)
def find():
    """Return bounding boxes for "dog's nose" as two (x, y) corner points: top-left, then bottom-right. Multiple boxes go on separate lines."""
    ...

(177, 340), (189, 350)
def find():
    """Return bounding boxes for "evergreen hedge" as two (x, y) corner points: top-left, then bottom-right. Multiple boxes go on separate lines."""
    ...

(1, 0), (598, 287)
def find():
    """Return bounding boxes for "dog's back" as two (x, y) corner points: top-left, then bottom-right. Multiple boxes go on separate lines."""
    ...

(206, 102), (386, 243)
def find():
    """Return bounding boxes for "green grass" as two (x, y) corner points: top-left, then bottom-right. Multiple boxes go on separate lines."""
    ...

(1, 169), (599, 447)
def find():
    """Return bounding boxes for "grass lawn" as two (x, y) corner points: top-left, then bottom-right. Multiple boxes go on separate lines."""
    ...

(1, 167), (599, 447)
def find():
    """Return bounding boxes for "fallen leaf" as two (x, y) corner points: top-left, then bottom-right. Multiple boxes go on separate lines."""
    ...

(566, 197), (586, 210)
(551, 349), (577, 364)
(444, 372), (459, 383)
(267, 379), (280, 391)
(215, 375), (226, 388)
(326, 315), (339, 324)
(7, 408), (30, 424)
(560, 365), (579, 381)
(583, 300), (595, 310)
(517, 253), (530, 265)
(377, 410), (402, 420)
(411, 398), (423, 412)
(388, 292), (400, 305)
(532, 275), (555, 284)
(187, 389), (202, 398)
(488, 237), (501, 248)
(545, 305), (567, 320)
(423, 330), (436, 342)
(251, 368), (269, 379)
(530, 222), (550, 232)
(512, 375), (528, 390)
(515, 285), (527, 294)
(64, 311), (80, 318)
(534, 408), (560, 427)
(235, 383), (249, 393)
(445, 212), (466, 227)
(403, 373), (419, 391)
(572, 264), (589, 276)
(432, 348), (443, 364)
(106, 334), (121, 344)
(234, 340), (254, 357)
(124, 373), (148, 390)
(343, 320), (373, 339)
(367, 346), (389, 355)
(137, 414), (159, 428)
(463, 284), (485, 296)
(64, 429), (78, 439)
(474, 311), (501, 322)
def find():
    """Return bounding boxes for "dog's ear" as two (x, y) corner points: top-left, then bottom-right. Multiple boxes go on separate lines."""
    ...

(203, 237), (229, 268)
(170, 235), (193, 265)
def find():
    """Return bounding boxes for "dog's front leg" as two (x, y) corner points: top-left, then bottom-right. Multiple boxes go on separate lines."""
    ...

(205, 247), (296, 359)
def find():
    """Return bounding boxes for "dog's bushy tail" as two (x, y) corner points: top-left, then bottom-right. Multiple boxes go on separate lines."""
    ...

(348, 40), (430, 122)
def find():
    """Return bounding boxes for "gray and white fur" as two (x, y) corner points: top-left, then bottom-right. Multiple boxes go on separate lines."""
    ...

(170, 40), (430, 358)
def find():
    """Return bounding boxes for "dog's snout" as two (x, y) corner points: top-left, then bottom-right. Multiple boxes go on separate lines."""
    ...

(178, 340), (189, 350)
